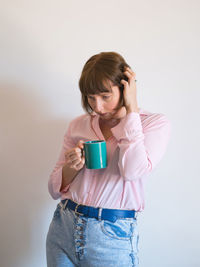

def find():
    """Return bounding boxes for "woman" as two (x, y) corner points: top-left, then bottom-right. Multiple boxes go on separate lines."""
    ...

(46, 51), (171, 267)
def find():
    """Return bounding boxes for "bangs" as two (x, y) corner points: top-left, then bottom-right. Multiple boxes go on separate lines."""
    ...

(82, 70), (114, 96)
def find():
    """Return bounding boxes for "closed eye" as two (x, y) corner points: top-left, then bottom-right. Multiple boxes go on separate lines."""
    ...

(87, 95), (111, 100)
(88, 95), (95, 100)
(102, 95), (110, 99)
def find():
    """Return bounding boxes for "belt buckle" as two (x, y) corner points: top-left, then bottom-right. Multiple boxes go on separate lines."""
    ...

(74, 204), (84, 216)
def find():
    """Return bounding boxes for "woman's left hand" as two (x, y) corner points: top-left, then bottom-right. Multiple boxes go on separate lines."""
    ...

(120, 67), (139, 114)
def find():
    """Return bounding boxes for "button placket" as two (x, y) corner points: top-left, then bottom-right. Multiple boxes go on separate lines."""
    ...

(74, 216), (87, 261)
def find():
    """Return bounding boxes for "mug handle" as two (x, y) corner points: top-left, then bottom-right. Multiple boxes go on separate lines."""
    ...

(81, 147), (85, 158)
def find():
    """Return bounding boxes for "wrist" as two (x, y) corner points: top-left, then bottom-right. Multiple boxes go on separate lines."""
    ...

(126, 106), (139, 114)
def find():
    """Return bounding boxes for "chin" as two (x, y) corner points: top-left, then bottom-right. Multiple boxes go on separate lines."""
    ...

(99, 114), (110, 119)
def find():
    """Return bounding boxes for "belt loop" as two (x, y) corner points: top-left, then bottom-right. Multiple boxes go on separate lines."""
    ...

(134, 211), (138, 220)
(59, 202), (63, 209)
(98, 207), (102, 221)
(62, 199), (69, 211)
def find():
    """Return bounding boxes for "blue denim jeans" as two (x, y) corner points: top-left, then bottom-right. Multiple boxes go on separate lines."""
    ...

(46, 201), (139, 267)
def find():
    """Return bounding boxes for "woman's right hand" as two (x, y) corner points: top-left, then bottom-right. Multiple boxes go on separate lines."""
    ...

(64, 140), (85, 171)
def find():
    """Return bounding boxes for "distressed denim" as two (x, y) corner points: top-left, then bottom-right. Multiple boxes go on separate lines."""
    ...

(46, 201), (139, 267)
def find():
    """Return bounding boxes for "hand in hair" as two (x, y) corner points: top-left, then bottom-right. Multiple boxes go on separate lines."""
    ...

(120, 67), (139, 114)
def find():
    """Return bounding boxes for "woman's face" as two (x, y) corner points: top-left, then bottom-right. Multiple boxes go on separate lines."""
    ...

(87, 81), (122, 120)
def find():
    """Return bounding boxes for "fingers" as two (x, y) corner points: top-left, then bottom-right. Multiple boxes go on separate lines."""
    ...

(124, 67), (136, 76)
(77, 140), (84, 149)
(65, 153), (84, 169)
(120, 79), (129, 85)
(70, 155), (85, 171)
(64, 140), (85, 170)
(65, 149), (81, 161)
(66, 149), (82, 159)
(74, 157), (85, 170)
(65, 154), (81, 166)
(122, 67), (137, 82)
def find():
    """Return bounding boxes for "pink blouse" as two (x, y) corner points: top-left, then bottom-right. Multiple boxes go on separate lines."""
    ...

(48, 108), (171, 211)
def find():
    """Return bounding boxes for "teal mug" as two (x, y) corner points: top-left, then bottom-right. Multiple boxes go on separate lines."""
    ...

(83, 140), (107, 169)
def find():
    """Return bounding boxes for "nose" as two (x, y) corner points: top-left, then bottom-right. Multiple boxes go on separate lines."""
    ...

(93, 99), (104, 113)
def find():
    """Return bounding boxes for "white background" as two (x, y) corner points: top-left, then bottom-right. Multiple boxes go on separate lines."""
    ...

(0, 1), (200, 266)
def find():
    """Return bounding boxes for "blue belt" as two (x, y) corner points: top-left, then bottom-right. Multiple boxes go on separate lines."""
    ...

(61, 199), (137, 223)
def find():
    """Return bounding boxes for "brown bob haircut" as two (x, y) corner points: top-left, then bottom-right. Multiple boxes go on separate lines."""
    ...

(79, 51), (131, 114)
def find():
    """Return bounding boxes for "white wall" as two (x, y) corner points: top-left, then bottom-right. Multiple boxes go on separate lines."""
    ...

(0, 1), (200, 266)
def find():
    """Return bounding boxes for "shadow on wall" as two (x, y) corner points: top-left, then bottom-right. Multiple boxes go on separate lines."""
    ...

(0, 82), (71, 266)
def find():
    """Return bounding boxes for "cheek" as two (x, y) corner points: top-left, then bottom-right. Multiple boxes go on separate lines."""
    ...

(105, 101), (118, 111)
(108, 102), (117, 109)
(109, 95), (121, 109)
(87, 99), (93, 108)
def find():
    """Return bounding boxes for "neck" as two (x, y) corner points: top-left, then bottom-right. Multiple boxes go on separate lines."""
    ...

(99, 117), (120, 128)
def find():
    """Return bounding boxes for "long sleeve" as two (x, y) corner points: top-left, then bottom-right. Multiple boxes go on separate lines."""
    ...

(111, 112), (171, 181)
(48, 123), (76, 200)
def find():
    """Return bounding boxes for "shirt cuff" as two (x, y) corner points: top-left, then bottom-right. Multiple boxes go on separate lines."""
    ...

(111, 112), (143, 142)
(55, 166), (71, 194)
(49, 166), (70, 199)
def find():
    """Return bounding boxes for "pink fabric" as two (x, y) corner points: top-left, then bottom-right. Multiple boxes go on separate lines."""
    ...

(48, 108), (171, 211)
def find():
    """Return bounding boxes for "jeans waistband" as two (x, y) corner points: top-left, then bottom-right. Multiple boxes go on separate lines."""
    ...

(60, 199), (137, 223)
